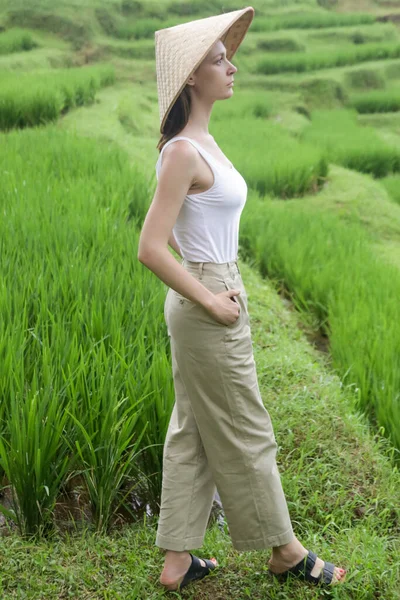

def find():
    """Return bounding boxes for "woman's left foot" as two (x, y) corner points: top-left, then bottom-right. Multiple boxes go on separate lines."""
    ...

(269, 550), (346, 586)
(160, 552), (218, 591)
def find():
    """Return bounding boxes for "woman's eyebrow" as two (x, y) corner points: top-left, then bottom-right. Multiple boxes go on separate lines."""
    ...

(212, 51), (225, 60)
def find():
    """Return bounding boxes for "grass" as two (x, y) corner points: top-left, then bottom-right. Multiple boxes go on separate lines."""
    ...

(0, 260), (399, 598)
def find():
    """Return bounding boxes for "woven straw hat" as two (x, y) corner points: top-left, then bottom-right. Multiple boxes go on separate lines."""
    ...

(155, 6), (255, 132)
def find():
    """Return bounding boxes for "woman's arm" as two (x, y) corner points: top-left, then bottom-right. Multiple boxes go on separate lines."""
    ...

(137, 141), (216, 312)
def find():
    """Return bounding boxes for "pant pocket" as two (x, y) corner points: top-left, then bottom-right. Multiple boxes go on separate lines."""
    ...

(222, 276), (248, 314)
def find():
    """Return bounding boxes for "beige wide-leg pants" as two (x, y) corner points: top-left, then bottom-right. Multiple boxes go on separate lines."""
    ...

(155, 258), (294, 552)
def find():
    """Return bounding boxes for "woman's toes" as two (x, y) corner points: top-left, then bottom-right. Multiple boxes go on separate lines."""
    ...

(310, 558), (346, 585)
(336, 567), (347, 581)
(198, 557), (218, 568)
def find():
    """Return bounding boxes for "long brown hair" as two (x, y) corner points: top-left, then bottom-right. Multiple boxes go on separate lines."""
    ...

(157, 85), (192, 152)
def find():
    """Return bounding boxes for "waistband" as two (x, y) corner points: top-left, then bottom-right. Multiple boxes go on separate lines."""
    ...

(181, 257), (241, 279)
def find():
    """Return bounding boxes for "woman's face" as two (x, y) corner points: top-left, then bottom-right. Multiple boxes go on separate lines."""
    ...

(187, 39), (237, 102)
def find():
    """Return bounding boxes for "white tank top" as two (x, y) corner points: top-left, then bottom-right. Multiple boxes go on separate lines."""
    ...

(155, 135), (247, 263)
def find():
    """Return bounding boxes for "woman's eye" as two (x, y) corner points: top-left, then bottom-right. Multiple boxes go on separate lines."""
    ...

(216, 59), (222, 64)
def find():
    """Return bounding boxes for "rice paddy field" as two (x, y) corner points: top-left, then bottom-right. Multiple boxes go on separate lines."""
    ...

(0, 0), (400, 598)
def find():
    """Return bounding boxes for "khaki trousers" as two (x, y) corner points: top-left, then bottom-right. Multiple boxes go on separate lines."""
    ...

(155, 258), (294, 552)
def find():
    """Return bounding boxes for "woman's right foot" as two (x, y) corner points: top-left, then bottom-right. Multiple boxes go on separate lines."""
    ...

(268, 536), (346, 585)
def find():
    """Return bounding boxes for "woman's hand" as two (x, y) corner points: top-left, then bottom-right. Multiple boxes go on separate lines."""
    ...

(207, 290), (241, 326)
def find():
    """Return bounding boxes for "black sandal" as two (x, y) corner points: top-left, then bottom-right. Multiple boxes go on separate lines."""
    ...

(171, 553), (217, 591)
(269, 550), (346, 586)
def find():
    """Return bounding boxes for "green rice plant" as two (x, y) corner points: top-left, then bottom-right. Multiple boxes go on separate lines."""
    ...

(94, 6), (120, 37)
(211, 117), (328, 198)
(130, 341), (176, 516)
(256, 36), (305, 52)
(255, 42), (400, 75)
(0, 64), (115, 131)
(381, 174), (400, 205)
(0, 125), (173, 533)
(102, 39), (154, 60)
(348, 87), (400, 113)
(117, 17), (165, 40)
(0, 27), (38, 54)
(211, 89), (273, 122)
(308, 26), (398, 45)
(166, 0), (230, 17)
(317, 0), (337, 7)
(301, 108), (400, 177)
(384, 61), (400, 79)
(344, 67), (386, 90)
(240, 192), (400, 451)
(0, 375), (73, 538)
(121, 0), (169, 20)
(299, 77), (348, 109)
(65, 359), (148, 533)
(5, 8), (92, 49)
(250, 11), (375, 33)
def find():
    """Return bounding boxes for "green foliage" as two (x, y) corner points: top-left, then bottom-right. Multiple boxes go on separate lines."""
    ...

(256, 36), (305, 52)
(300, 77), (348, 109)
(211, 89), (273, 122)
(382, 174), (400, 205)
(344, 67), (386, 90)
(317, 0), (338, 7)
(115, 17), (165, 41)
(301, 108), (400, 177)
(166, 0), (235, 17)
(0, 64), (115, 130)
(384, 61), (400, 79)
(66, 386), (147, 534)
(307, 23), (399, 45)
(211, 116), (328, 198)
(241, 195), (400, 451)
(5, 8), (92, 49)
(251, 11), (375, 32)
(0, 27), (38, 54)
(255, 42), (400, 75)
(101, 39), (155, 60)
(348, 87), (400, 113)
(0, 126), (173, 534)
(0, 385), (72, 538)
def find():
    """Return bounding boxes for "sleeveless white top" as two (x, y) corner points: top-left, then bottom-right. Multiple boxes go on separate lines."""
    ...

(155, 135), (247, 263)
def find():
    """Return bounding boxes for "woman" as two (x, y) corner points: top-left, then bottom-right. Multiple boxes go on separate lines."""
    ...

(138, 6), (347, 592)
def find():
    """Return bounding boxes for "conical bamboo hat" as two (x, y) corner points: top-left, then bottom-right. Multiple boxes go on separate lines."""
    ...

(155, 6), (255, 132)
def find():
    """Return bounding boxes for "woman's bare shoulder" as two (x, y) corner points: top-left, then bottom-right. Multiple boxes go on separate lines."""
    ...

(161, 139), (199, 169)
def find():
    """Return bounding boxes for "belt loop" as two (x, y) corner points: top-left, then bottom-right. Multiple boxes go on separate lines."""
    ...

(198, 262), (203, 279)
